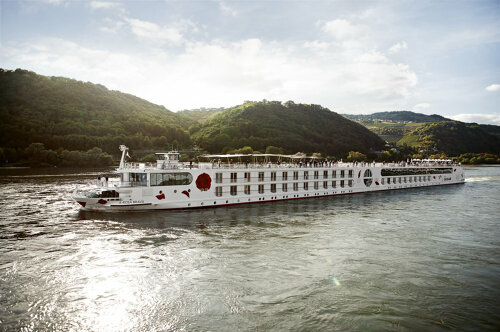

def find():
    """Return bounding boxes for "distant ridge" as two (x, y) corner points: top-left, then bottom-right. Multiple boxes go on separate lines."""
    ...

(342, 111), (449, 123)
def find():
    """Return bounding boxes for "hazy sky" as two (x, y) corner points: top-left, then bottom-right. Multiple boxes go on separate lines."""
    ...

(1, 0), (499, 124)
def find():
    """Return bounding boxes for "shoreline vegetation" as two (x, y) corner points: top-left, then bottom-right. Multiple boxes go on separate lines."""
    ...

(1, 68), (499, 168)
(1, 143), (498, 168)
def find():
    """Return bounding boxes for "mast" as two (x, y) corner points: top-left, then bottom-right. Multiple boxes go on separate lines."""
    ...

(119, 145), (129, 169)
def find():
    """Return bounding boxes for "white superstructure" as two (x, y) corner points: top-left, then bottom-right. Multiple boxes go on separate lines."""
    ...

(72, 145), (465, 211)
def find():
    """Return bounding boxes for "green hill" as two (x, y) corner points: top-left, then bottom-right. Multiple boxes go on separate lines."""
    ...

(0, 68), (191, 156)
(189, 101), (385, 155)
(403, 121), (500, 155)
(343, 111), (449, 123)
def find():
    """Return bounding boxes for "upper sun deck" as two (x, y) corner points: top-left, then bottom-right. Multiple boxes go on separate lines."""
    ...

(118, 158), (459, 172)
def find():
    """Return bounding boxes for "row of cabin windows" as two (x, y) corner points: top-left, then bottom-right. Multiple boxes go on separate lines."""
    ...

(214, 180), (354, 196)
(381, 175), (432, 185)
(216, 170), (354, 183)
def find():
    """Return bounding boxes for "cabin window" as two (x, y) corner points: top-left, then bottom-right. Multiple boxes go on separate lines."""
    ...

(259, 172), (265, 181)
(282, 183), (288, 192)
(304, 182), (309, 190)
(293, 183), (298, 191)
(230, 172), (237, 183)
(409, 177), (412, 183)
(244, 185), (251, 195)
(150, 173), (192, 186)
(381, 178), (385, 185)
(341, 170), (345, 178)
(404, 177), (407, 183)
(363, 169), (372, 187)
(414, 176), (418, 182)
(293, 171), (299, 180)
(271, 184), (276, 193)
(340, 180), (345, 188)
(323, 171), (328, 179)
(271, 172), (277, 181)
(332, 170), (337, 178)
(314, 171), (319, 179)
(215, 187), (222, 197)
(304, 171), (309, 180)
(348, 170), (353, 178)
(244, 172), (251, 182)
(230, 186), (237, 196)
(282, 172), (288, 180)
(348, 180), (353, 187)
(323, 181), (328, 189)
(258, 184), (264, 194)
(216, 173), (223, 183)
(314, 182), (319, 190)
(428, 175), (431, 181)
(332, 181), (336, 188)
(398, 177), (402, 184)
(388, 178), (391, 184)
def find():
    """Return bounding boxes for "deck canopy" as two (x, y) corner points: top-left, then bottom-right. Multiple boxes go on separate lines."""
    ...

(199, 153), (322, 160)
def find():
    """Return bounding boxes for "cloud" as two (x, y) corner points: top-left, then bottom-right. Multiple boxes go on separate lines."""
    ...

(218, 1), (237, 16)
(322, 19), (362, 40)
(388, 41), (407, 54)
(89, 1), (119, 10)
(1, 35), (419, 112)
(413, 103), (430, 111)
(449, 113), (500, 125)
(124, 18), (183, 44)
(485, 84), (500, 92)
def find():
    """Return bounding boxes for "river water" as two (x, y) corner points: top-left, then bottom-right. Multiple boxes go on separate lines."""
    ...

(0, 166), (499, 331)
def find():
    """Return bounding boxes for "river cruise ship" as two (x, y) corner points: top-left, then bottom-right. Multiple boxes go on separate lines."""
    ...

(72, 145), (465, 211)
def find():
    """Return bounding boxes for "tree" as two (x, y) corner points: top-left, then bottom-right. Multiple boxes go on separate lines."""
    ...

(346, 151), (367, 162)
(265, 146), (283, 154)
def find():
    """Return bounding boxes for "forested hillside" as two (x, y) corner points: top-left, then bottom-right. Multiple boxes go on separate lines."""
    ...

(402, 121), (500, 155)
(1, 68), (498, 166)
(343, 111), (449, 123)
(189, 101), (385, 155)
(0, 69), (190, 157)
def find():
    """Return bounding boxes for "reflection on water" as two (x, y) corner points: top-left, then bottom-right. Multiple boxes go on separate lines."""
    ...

(0, 166), (499, 331)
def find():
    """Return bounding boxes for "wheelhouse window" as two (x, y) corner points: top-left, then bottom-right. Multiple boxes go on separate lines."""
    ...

(259, 172), (265, 181)
(151, 173), (193, 186)
(216, 173), (223, 183)
(230, 186), (237, 196)
(130, 173), (148, 186)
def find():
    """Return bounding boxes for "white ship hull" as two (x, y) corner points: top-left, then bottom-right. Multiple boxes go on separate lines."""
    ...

(73, 159), (465, 212)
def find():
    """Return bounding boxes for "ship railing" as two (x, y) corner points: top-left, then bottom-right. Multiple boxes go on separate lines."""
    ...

(120, 161), (459, 171)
